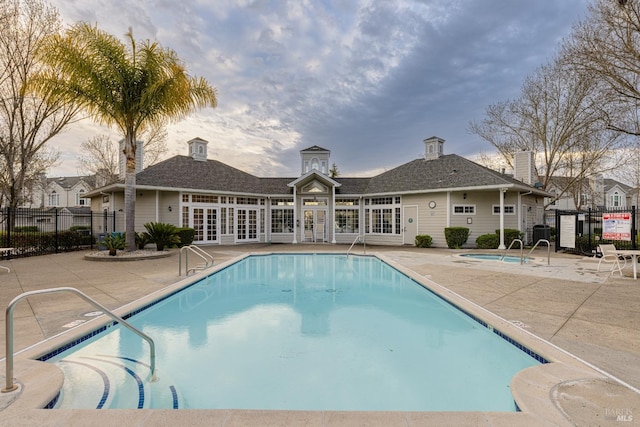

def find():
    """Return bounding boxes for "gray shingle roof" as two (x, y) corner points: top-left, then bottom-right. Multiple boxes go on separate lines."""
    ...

(365, 154), (532, 193)
(131, 153), (538, 195)
(136, 156), (263, 193)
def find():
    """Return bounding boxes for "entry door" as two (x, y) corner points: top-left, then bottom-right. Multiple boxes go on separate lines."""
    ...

(302, 209), (327, 243)
(236, 208), (258, 242)
(403, 205), (418, 244)
(193, 208), (218, 243)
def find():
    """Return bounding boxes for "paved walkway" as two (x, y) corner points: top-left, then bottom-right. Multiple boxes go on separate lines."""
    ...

(0, 244), (639, 424)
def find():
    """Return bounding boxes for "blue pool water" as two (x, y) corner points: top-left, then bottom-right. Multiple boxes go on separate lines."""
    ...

(460, 253), (531, 263)
(45, 254), (542, 411)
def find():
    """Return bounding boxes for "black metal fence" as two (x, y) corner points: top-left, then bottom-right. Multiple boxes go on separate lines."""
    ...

(0, 208), (122, 259)
(553, 206), (638, 256)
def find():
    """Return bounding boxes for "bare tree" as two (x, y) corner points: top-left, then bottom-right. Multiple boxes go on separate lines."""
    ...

(565, 0), (640, 138)
(77, 135), (120, 186)
(0, 0), (78, 210)
(77, 125), (168, 186)
(469, 53), (623, 208)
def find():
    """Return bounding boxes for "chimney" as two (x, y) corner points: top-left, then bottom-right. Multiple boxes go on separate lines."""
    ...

(423, 136), (444, 160)
(513, 151), (536, 185)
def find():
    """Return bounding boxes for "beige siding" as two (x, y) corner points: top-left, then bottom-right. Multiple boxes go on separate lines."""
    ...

(406, 194), (449, 247)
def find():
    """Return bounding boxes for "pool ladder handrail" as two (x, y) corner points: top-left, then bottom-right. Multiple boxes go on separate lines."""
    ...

(2, 287), (157, 394)
(528, 239), (551, 266)
(347, 235), (366, 256)
(500, 239), (524, 264)
(179, 245), (214, 276)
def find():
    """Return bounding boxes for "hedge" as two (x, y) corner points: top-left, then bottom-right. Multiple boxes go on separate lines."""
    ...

(414, 234), (433, 248)
(444, 227), (469, 249)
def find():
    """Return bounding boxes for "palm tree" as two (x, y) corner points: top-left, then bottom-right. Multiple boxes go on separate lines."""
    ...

(36, 23), (217, 250)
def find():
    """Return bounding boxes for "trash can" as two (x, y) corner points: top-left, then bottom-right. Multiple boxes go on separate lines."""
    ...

(97, 233), (107, 250)
(532, 224), (550, 242)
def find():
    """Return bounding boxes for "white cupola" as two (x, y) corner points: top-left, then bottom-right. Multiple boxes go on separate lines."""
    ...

(423, 136), (444, 160)
(300, 145), (331, 175)
(188, 137), (209, 161)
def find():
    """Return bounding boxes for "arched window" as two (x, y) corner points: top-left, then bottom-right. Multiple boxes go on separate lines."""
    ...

(48, 191), (59, 206)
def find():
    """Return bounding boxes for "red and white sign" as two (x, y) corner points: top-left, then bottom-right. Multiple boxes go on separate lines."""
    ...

(602, 213), (632, 241)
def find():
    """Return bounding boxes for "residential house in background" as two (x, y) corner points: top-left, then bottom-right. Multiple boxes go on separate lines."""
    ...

(14, 175), (96, 232)
(545, 175), (637, 211)
(86, 136), (550, 248)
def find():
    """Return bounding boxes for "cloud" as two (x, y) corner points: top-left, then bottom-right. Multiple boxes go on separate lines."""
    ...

(47, 0), (589, 179)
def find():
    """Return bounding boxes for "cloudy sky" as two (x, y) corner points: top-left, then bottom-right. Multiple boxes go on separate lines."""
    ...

(48, 0), (590, 178)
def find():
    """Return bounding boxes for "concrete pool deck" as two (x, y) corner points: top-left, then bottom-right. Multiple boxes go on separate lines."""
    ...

(0, 244), (639, 425)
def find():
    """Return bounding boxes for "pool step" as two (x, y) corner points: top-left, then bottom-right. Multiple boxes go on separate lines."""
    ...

(53, 355), (180, 409)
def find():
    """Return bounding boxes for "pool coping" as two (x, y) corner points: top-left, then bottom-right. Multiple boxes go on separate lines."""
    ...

(0, 251), (633, 426)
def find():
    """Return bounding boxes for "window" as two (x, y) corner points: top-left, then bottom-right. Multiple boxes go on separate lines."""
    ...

(611, 191), (621, 207)
(453, 205), (475, 215)
(48, 191), (59, 206)
(364, 196), (400, 234)
(271, 209), (294, 233)
(237, 197), (259, 205)
(182, 206), (189, 228)
(335, 209), (359, 233)
(580, 193), (589, 206)
(76, 189), (88, 206)
(492, 205), (515, 215)
(272, 198), (293, 206)
(191, 195), (218, 203)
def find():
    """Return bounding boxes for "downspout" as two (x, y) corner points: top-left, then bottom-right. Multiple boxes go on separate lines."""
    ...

(499, 188), (507, 249)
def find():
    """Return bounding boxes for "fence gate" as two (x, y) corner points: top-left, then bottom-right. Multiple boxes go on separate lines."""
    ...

(554, 206), (637, 255)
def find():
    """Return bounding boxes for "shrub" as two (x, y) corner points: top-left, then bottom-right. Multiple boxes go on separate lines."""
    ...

(496, 228), (524, 247)
(135, 231), (152, 250)
(476, 233), (499, 249)
(101, 233), (126, 256)
(144, 222), (180, 251)
(414, 234), (432, 248)
(176, 227), (195, 247)
(444, 227), (469, 249)
(15, 226), (38, 233)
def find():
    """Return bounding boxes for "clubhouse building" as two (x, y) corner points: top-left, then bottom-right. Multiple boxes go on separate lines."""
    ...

(86, 136), (548, 248)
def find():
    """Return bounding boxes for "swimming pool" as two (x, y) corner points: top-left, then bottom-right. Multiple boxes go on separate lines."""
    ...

(43, 254), (542, 411)
(459, 253), (531, 263)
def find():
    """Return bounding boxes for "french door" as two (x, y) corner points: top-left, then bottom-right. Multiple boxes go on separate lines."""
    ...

(192, 208), (218, 243)
(236, 208), (258, 242)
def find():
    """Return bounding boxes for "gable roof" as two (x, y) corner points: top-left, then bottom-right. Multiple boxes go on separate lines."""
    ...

(47, 176), (95, 190)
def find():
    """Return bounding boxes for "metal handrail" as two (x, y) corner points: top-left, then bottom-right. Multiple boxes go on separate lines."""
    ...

(179, 245), (214, 276)
(500, 238), (524, 264)
(528, 239), (551, 265)
(2, 287), (157, 394)
(347, 235), (366, 255)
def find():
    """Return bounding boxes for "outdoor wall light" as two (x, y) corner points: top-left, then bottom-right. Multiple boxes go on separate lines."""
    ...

(168, 206), (172, 212)
(463, 193), (467, 199)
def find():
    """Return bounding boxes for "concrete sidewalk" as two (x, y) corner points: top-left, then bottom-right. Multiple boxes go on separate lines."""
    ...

(0, 244), (639, 424)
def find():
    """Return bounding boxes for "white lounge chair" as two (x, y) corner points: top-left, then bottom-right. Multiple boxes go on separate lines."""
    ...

(597, 244), (626, 276)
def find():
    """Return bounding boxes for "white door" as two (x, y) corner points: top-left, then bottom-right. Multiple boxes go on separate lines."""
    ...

(302, 209), (327, 243)
(403, 205), (418, 244)
(236, 208), (258, 242)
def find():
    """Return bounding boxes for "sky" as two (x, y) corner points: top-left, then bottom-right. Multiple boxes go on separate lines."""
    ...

(47, 0), (591, 179)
